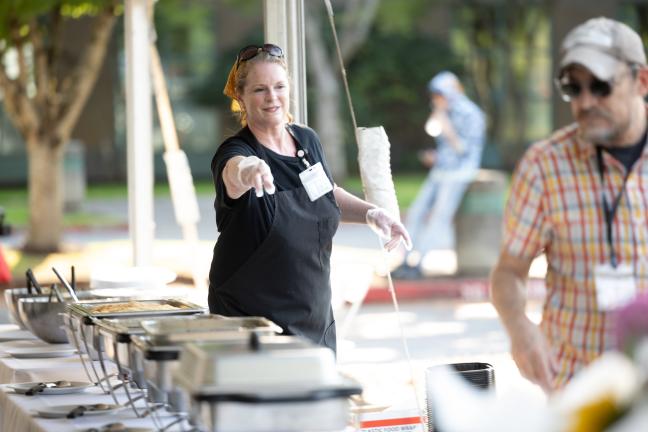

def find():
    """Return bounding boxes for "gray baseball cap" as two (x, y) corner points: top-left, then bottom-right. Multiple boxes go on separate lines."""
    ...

(560, 17), (646, 81)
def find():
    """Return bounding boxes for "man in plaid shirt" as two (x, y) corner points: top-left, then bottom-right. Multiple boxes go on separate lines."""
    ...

(490, 17), (648, 392)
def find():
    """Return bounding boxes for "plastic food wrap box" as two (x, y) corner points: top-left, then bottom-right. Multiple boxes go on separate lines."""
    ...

(355, 409), (425, 432)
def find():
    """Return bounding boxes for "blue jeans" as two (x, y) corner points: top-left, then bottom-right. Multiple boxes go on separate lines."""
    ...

(405, 169), (474, 253)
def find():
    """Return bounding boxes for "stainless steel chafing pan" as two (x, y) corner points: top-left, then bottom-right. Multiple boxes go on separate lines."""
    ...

(172, 335), (363, 432)
(139, 314), (283, 344)
(95, 316), (188, 416)
(65, 298), (204, 359)
(63, 298), (204, 400)
(68, 298), (205, 319)
(130, 315), (282, 413)
(95, 313), (210, 378)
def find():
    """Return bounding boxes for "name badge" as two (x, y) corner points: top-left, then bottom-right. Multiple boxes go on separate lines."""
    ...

(299, 162), (333, 201)
(594, 263), (637, 311)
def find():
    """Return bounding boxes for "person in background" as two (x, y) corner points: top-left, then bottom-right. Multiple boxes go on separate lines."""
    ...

(208, 44), (411, 353)
(392, 71), (486, 279)
(490, 17), (648, 392)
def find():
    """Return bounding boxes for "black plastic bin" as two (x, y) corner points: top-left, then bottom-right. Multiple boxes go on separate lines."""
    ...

(425, 362), (495, 432)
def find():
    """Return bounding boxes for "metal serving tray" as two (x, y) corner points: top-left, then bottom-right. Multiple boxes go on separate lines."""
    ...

(140, 314), (282, 345)
(129, 316), (281, 413)
(68, 298), (205, 319)
(63, 298), (203, 397)
(95, 313), (206, 369)
(172, 335), (363, 432)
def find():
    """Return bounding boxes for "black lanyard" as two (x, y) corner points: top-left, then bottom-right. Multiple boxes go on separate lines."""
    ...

(285, 124), (312, 168)
(595, 146), (631, 268)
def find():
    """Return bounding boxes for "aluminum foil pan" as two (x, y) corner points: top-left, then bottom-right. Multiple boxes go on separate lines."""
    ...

(67, 298), (205, 319)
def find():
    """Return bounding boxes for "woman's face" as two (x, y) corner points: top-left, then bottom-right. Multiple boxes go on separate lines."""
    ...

(238, 61), (290, 129)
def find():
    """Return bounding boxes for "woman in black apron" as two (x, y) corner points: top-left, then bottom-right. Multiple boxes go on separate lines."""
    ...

(208, 44), (411, 353)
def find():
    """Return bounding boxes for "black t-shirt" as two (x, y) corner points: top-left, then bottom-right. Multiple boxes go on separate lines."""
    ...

(209, 123), (336, 287)
(602, 128), (647, 172)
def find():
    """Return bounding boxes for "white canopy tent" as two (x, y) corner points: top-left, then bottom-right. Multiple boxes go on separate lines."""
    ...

(124, 0), (154, 266)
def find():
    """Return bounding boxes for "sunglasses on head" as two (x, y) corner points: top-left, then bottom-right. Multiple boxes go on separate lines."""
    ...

(236, 44), (284, 68)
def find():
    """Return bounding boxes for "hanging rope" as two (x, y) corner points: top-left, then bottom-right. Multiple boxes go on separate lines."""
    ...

(323, 0), (358, 132)
(322, 0), (425, 425)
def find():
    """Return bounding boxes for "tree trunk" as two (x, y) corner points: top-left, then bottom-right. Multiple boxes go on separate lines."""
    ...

(24, 138), (65, 252)
(304, 1), (380, 183)
(0, 8), (117, 253)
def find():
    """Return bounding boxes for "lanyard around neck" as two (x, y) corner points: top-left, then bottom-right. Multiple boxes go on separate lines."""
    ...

(285, 124), (312, 168)
(595, 146), (631, 268)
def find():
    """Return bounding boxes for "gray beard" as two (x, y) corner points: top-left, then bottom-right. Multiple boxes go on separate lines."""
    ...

(581, 127), (618, 146)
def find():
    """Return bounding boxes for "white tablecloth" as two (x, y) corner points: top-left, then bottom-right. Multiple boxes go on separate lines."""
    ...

(0, 325), (185, 432)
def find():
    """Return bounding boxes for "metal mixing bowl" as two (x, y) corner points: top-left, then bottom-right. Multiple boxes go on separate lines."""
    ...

(5, 287), (98, 330)
(4, 288), (34, 329)
(17, 296), (69, 344)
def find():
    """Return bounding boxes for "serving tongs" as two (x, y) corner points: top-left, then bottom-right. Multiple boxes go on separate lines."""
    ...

(25, 268), (43, 295)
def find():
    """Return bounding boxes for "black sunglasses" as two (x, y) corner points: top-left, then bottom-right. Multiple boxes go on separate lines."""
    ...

(554, 65), (640, 102)
(236, 44), (284, 68)
(554, 77), (613, 102)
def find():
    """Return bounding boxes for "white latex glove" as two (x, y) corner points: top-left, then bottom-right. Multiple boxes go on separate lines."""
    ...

(237, 156), (276, 197)
(366, 208), (413, 252)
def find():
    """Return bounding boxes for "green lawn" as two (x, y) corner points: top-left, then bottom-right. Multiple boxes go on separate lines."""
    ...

(341, 173), (425, 210)
(0, 174), (426, 228)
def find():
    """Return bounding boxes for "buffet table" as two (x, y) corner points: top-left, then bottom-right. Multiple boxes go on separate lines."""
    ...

(0, 324), (183, 432)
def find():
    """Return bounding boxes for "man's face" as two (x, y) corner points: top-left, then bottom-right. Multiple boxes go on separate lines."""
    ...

(565, 64), (641, 146)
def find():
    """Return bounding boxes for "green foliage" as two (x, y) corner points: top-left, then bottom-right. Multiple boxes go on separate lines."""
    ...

(374, 0), (433, 35)
(0, 0), (118, 41)
(154, 0), (214, 76)
(221, 0), (260, 16)
(342, 173), (426, 209)
(189, 27), (264, 110)
(347, 32), (462, 172)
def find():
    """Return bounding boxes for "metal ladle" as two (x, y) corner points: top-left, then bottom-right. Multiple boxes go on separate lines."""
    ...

(51, 266), (79, 302)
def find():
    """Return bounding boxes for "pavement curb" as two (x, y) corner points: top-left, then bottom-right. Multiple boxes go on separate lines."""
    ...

(365, 277), (546, 303)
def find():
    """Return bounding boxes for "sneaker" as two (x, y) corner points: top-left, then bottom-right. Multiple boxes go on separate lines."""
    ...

(390, 264), (423, 280)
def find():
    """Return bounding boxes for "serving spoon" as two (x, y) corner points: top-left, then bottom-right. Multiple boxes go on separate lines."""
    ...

(51, 266), (79, 302)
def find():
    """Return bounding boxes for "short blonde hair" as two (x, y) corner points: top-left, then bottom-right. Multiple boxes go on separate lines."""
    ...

(223, 51), (293, 126)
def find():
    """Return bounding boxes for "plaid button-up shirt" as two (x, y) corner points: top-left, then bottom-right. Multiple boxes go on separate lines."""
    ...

(503, 121), (648, 388)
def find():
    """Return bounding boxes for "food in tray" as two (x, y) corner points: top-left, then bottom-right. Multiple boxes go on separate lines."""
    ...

(89, 301), (184, 314)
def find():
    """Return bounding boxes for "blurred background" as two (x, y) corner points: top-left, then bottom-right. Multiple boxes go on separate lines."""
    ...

(1, 0), (646, 417)
(1, 0), (647, 265)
